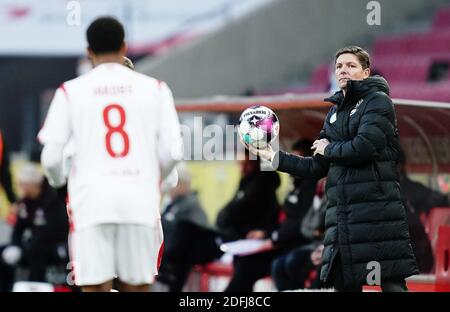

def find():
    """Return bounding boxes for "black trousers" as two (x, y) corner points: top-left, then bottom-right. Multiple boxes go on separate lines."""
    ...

(271, 245), (316, 291)
(225, 249), (286, 292)
(330, 252), (408, 292)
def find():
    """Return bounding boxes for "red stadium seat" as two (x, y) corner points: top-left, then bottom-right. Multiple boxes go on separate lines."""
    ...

(435, 226), (450, 291)
(192, 262), (233, 292)
(372, 36), (410, 58)
(425, 207), (450, 254)
(433, 6), (450, 31)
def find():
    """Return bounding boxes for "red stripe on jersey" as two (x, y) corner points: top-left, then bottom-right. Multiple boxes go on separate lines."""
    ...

(59, 83), (70, 102)
(66, 193), (75, 233)
(66, 191), (77, 284)
(157, 241), (164, 270)
(68, 232), (76, 285)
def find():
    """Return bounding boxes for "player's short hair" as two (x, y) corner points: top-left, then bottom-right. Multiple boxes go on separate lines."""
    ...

(87, 17), (125, 54)
(335, 46), (371, 70)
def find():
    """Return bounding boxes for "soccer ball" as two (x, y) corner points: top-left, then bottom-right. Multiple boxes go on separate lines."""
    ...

(238, 105), (280, 149)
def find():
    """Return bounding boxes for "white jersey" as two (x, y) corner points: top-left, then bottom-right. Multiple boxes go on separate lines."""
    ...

(38, 63), (182, 230)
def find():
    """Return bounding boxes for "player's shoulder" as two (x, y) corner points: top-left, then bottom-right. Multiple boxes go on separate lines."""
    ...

(59, 73), (88, 91)
(131, 72), (171, 93)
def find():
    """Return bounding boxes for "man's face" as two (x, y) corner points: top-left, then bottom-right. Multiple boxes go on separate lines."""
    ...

(335, 53), (370, 90)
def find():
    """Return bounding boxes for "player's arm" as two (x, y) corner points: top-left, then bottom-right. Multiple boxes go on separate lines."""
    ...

(275, 152), (329, 180)
(38, 85), (72, 188)
(156, 82), (183, 179)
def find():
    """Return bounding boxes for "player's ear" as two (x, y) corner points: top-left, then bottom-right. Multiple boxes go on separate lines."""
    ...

(87, 47), (94, 60)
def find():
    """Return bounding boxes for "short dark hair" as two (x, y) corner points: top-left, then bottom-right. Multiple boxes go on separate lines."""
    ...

(87, 17), (125, 54)
(335, 46), (371, 70)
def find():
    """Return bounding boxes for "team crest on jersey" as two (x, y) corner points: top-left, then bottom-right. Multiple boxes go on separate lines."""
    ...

(350, 99), (364, 117)
(330, 112), (337, 124)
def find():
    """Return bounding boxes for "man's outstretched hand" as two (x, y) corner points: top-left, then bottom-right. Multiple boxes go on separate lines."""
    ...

(239, 136), (276, 162)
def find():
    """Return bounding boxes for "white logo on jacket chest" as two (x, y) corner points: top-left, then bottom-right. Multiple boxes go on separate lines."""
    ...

(330, 113), (337, 123)
(350, 99), (364, 117)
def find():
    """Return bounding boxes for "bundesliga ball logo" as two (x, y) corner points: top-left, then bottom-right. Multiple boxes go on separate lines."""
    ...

(238, 105), (280, 149)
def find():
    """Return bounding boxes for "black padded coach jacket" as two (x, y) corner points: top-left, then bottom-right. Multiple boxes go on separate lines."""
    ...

(275, 76), (419, 288)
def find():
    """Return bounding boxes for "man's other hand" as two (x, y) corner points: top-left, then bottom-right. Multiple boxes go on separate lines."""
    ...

(312, 139), (330, 156)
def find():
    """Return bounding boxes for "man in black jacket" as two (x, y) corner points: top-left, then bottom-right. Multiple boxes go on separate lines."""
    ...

(0, 163), (69, 292)
(244, 46), (418, 292)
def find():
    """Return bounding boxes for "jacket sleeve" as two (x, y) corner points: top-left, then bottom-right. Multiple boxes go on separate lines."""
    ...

(275, 152), (329, 180)
(273, 107), (332, 179)
(324, 93), (395, 163)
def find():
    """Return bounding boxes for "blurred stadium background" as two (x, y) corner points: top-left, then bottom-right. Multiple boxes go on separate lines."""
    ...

(1, 0), (450, 291)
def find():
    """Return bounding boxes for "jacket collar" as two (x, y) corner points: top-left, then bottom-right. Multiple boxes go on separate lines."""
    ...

(324, 75), (390, 110)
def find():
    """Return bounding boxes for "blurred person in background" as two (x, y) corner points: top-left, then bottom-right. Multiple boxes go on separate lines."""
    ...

(271, 179), (327, 291)
(0, 163), (68, 292)
(157, 163), (217, 291)
(0, 129), (17, 217)
(244, 46), (419, 292)
(222, 139), (317, 292)
(218, 151), (281, 292)
(216, 151), (280, 244)
(158, 151), (280, 292)
(398, 148), (449, 273)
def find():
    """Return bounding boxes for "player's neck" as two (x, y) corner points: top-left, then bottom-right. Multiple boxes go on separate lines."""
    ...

(92, 54), (124, 67)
